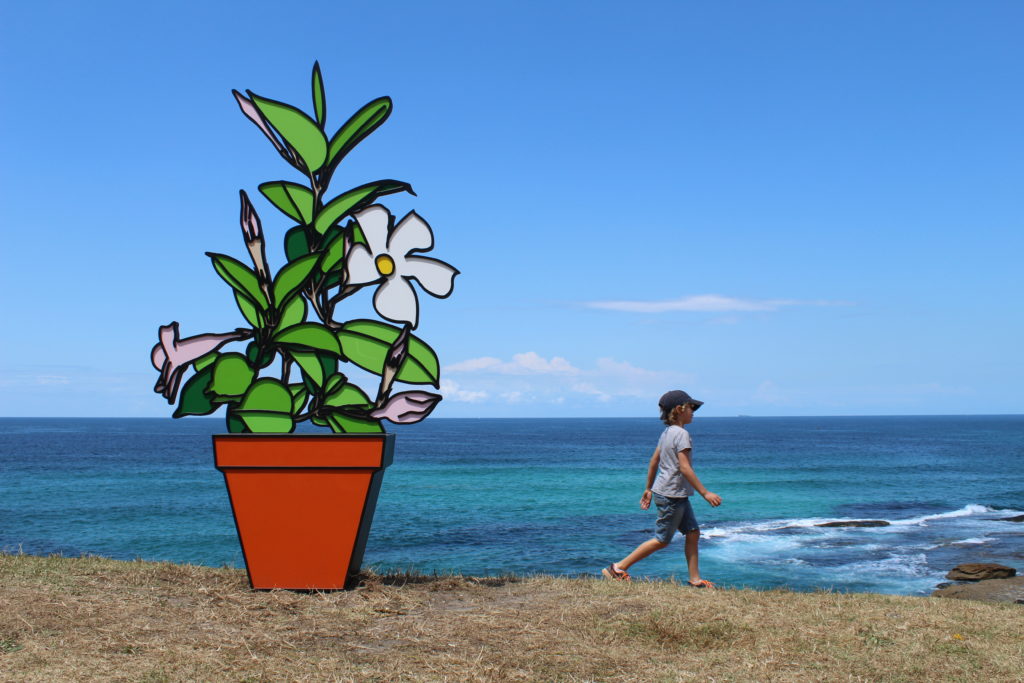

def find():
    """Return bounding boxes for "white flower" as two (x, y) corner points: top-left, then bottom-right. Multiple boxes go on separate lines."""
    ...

(345, 205), (459, 328)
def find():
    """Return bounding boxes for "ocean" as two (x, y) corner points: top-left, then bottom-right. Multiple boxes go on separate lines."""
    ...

(2, 416), (1022, 596)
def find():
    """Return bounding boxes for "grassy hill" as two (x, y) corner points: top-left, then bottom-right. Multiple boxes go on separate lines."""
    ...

(1, 553), (1021, 682)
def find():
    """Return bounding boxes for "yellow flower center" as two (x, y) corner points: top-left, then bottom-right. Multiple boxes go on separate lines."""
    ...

(375, 254), (396, 276)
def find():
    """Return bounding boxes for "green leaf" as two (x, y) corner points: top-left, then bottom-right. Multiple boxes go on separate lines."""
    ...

(235, 411), (294, 433)
(279, 294), (306, 328)
(284, 226), (311, 262)
(290, 350), (323, 387)
(208, 253), (269, 310)
(234, 292), (263, 328)
(238, 379), (292, 412)
(288, 384), (308, 415)
(324, 383), (372, 408)
(289, 350), (336, 388)
(259, 182), (314, 224)
(245, 341), (275, 369)
(318, 352), (338, 381)
(173, 366), (217, 417)
(272, 253), (320, 307)
(226, 410), (248, 433)
(312, 180), (413, 235)
(325, 412), (384, 434)
(338, 320), (440, 386)
(250, 92), (328, 172)
(324, 372), (346, 395)
(320, 229), (347, 273)
(320, 271), (345, 291)
(352, 223), (368, 247)
(193, 351), (218, 372)
(273, 323), (342, 355)
(327, 96), (392, 169)
(312, 62), (326, 128)
(210, 353), (255, 399)
(236, 378), (294, 433)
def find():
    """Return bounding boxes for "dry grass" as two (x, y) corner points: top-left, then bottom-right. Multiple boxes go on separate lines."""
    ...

(1, 553), (1022, 682)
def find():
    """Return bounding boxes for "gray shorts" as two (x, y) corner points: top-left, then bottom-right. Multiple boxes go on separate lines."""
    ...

(653, 492), (699, 544)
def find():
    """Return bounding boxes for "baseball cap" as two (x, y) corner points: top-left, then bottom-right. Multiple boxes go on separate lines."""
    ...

(658, 390), (703, 412)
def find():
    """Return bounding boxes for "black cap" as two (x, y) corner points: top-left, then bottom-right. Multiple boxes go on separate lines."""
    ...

(659, 390), (703, 412)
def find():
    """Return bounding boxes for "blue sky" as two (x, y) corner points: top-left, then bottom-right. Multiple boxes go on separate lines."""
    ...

(1, 0), (1021, 417)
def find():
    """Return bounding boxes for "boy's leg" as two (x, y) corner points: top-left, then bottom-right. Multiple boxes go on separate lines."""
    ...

(678, 498), (710, 585)
(617, 538), (668, 571)
(617, 493), (678, 571)
(684, 529), (701, 583)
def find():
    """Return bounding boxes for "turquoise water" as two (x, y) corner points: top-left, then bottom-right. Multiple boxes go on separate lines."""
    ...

(2, 416), (1022, 595)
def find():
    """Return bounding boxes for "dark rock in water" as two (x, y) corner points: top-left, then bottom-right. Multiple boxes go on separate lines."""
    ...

(945, 563), (1017, 581)
(815, 520), (890, 527)
(932, 576), (1024, 604)
(999, 514), (1024, 522)
(935, 582), (952, 589)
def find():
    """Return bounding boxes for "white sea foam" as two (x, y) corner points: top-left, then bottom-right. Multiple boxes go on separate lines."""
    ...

(890, 503), (993, 526)
(954, 537), (993, 545)
(705, 503), (1014, 542)
(701, 517), (835, 539)
(838, 553), (932, 578)
(921, 536), (991, 552)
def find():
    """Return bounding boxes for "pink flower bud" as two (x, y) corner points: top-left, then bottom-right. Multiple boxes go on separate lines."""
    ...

(369, 391), (442, 424)
(239, 190), (263, 243)
(151, 322), (252, 403)
(232, 90), (288, 158)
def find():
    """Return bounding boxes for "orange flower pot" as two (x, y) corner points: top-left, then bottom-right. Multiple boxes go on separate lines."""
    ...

(213, 433), (395, 590)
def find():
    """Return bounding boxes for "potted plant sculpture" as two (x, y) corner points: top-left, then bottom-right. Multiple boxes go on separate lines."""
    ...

(149, 63), (458, 590)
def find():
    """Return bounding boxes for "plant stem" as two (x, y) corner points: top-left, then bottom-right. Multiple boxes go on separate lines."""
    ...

(307, 287), (327, 324)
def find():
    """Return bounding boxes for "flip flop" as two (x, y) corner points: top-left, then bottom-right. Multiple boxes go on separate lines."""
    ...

(687, 579), (716, 589)
(601, 564), (631, 581)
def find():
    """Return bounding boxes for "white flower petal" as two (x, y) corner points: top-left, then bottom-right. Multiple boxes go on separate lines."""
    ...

(345, 244), (379, 285)
(373, 277), (419, 327)
(401, 256), (458, 298)
(352, 205), (391, 255)
(388, 211), (434, 256)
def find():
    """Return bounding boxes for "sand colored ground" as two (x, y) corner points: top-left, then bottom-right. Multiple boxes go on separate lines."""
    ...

(1, 553), (1021, 682)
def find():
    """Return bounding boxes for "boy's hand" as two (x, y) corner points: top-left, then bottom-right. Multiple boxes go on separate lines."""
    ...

(702, 491), (722, 507)
(640, 489), (652, 510)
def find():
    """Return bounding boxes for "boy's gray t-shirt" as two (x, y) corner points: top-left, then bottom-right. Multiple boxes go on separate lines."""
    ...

(651, 425), (694, 498)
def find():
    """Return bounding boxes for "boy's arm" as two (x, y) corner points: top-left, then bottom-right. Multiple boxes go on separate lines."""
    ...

(676, 448), (722, 507)
(640, 448), (659, 510)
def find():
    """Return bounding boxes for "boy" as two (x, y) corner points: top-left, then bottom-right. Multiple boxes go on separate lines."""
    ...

(602, 390), (722, 586)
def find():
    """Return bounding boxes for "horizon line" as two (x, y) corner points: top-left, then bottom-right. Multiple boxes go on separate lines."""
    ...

(1, 413), (1021, 420)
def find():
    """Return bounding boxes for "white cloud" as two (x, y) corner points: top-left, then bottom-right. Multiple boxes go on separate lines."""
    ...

(594, 357), (660, 379)
(443, 357), (504, 372)
(570, 382), (612, 402)
(442, 352), (694, 405)
(585, 294), (844, 313)
(36, 375), (72, 385)
(0, 368), (136, 390)
(444, 351), (579, 375)
(439, 379), (488, 403)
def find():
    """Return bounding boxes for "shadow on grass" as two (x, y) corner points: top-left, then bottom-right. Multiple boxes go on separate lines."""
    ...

(356, 569), (522, 588)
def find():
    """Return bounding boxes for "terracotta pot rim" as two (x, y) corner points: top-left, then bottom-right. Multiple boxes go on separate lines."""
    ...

(212, 433), (393, 438)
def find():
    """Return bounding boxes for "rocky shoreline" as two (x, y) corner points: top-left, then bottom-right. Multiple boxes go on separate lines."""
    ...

(931, 562), (1023, 605)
